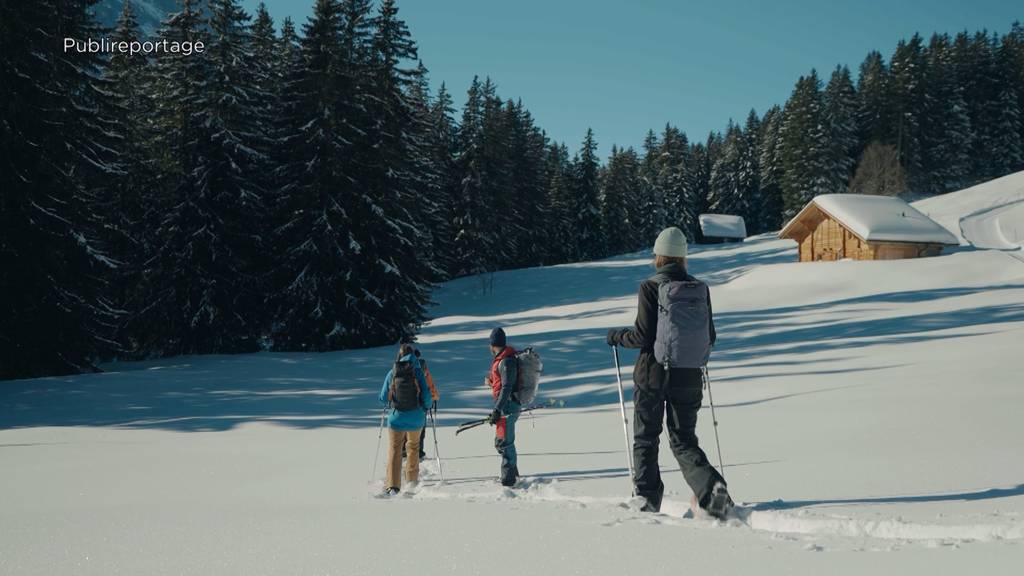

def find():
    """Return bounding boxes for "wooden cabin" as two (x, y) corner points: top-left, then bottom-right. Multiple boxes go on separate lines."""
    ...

(779, 194), (959, 262)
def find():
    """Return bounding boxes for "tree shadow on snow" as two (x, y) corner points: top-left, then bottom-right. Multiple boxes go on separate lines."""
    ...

(3, 247), (1023, 433)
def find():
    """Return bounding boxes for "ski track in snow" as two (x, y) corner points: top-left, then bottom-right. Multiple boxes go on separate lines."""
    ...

(958, 200), (1024, 252)
(399, 473), (1024, 546)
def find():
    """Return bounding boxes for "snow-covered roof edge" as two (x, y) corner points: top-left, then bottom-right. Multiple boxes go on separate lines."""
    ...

(779, 194), (959, 245)
(699, 214), (747, 238)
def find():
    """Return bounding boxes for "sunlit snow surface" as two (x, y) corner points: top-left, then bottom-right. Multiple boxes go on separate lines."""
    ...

(3, 173), (1024, 574)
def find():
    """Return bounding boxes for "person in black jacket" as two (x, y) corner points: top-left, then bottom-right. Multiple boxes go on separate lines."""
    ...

(607, 227), (732, 517)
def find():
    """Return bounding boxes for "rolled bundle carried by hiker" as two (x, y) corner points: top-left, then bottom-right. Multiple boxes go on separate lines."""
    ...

(606, 226), (734, 519)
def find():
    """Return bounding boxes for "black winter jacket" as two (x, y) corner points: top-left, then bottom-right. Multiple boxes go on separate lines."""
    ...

(610, 262), (716, 390)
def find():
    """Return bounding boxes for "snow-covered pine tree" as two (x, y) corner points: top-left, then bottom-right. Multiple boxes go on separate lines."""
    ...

(992, 35), (1024, 175)
(636, 130), (667, 242)
(126, 0), (267, 356)
(403, 60), (446, 280)
(701, 131), (723, 216)
(737, 110), (762, 233)
(620, 147), (645, 251)
(856, 51), (893, 151)
(954, 31), (1006, 182)
(251, 3), (281, 128)
(424, 82), (460, 277)
(344, 0), (437, 345)
(921, 33), (973, 193)
(757, 105), (786, 233)
(600, 146), (641, 256)
(503, 100), (550, 268)
(708, 121), (744, 218)
(277, 16), (302, 81)
(689, 138), (713, 241)
(451, 77), (494, 277)
(103, 1), (155, 340)
(888, 35), (928, 192)
(822, 66), (859, 193)
(476, 81), (518, 268)
(780, 71), (833, 217)
(0, 0), (119, 378)
(658, 126), (698, 240)
(543, 143), (574, 264)
(570, 129), (603, 261)
(267, 0), (362, 350)
(1006, 22), (1024, 163)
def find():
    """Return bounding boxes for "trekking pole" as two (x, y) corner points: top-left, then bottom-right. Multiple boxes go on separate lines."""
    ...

(429, 405), (445, 482)
(612, 346), (635, 491)
(370, 407), (387, 483)
(703, 365), (725, 480)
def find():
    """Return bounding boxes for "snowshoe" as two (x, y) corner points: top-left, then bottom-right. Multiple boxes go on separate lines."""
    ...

(702, 482), (734, 520)
(382, 487), (400, 497)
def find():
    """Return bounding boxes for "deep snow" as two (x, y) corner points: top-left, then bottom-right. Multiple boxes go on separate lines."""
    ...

(3, 174), (1024, 575)
(915, 170), (1024, 253)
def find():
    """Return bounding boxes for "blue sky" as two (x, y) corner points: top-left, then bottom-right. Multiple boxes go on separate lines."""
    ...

(247, 0), (1021, 158)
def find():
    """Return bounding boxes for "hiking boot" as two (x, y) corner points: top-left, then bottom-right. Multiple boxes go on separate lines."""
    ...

(702, 481), (733, 520)
(383, 486), (400, 497)
(640, 498), (660, 513)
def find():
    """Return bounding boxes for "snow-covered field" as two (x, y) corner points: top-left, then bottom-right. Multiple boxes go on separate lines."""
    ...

(3, 173), (1024, 575)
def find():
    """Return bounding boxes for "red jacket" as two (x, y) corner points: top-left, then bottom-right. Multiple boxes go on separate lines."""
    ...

(489, 346), (519, 408)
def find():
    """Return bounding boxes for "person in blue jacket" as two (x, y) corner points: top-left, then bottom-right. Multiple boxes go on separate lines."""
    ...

(378, 342), (432, 495)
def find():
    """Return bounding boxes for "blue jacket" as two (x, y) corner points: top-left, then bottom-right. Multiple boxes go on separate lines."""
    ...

(379, 354), (432, 431)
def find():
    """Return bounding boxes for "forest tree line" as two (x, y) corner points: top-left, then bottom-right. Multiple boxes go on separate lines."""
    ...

(2, 0), (1023, 379)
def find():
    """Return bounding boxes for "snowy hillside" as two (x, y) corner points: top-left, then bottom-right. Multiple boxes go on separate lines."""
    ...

(3, 182), (1024, 574)
(915, 169), (1024, 252)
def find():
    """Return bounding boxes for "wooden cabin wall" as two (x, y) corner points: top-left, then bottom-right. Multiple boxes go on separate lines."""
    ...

(811, 217), (845, 261)
(799, 237), (812, 261)
(873, 243), (943, 259)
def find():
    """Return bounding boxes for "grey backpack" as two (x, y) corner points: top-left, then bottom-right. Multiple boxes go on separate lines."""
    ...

(514, 348), (543, 405)
(654, 280), (712, 369)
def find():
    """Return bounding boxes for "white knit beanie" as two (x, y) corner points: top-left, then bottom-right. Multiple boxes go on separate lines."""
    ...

(653, 227), (688, 258)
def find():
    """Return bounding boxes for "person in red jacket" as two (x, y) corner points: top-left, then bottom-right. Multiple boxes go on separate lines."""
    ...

(485, 327), (520, 486)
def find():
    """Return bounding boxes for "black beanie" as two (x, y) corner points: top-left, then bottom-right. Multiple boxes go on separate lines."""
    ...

(489, 327), (506, 348)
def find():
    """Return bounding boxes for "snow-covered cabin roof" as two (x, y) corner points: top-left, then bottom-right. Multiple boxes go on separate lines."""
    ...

(699, 214), (747, 239)
(779, 194), (959, 245)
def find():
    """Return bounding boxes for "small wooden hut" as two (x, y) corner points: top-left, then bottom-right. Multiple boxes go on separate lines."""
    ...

(779, 194), (958, 262)
(699, 214), (747, 243)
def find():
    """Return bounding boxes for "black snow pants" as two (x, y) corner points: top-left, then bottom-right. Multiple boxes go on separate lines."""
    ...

(632, 373), (725, 513)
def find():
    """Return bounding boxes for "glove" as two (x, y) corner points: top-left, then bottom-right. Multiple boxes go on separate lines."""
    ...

(606, 328), (622, 347)
(431, 400), (438, 414)
(487, 409), (502, 425)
